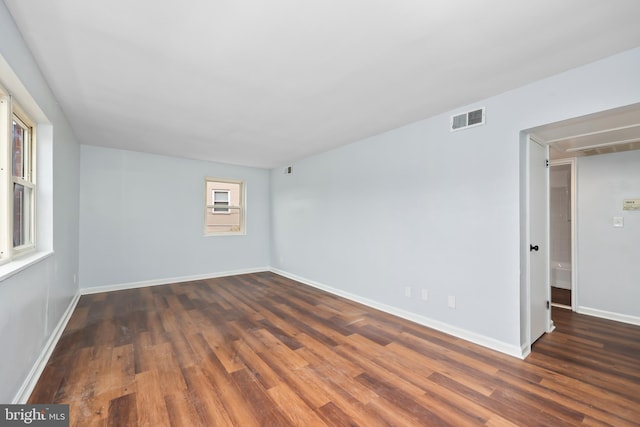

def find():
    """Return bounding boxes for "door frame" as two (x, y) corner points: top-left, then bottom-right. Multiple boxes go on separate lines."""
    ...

(549, 158), (577, 310)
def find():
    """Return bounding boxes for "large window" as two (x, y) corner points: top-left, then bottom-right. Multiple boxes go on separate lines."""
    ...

(0, 91), (36, 263)
(204, 178), (245, 235)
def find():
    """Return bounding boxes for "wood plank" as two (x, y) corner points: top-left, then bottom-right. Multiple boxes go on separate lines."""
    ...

(230, 368), (291, 426)
(163, 391), (201, 427)
(107, 393), (137, 426)
(232, 339), (282, 390)
(181, 366), (236, 427)
(186, 333), (262, 427)
(152, 341), (188, 395)
(133, 370), (170, 427)
(267, 383), (328, 426)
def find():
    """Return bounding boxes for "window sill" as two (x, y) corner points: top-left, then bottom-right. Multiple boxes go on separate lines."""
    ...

(204, 232), (247, 237)
(0, 250), (54, 283)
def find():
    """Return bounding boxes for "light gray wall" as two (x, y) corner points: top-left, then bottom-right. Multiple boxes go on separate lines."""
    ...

(79, 146), (271, 289)
(270, 47), (640, 350)
(0, 2), (80, 403)
(577, 150), (640, 318)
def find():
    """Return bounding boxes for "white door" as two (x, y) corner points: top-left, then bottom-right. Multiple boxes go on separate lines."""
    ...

(529, 138), (549, 344)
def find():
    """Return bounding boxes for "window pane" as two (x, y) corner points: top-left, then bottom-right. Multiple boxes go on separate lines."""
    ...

(13, 183), (33, 247)
(213, 191), (229, 202)
(12, 119), (26, 178)
(213, 203), (229, 213)
(205, 206), (241, 233)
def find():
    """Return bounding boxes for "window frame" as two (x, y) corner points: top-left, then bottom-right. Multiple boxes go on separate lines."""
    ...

(204, 177), (245, 236)
(0, 90), (37, 263)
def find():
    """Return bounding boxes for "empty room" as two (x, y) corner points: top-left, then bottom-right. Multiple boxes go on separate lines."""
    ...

(1, 1), (639, 425)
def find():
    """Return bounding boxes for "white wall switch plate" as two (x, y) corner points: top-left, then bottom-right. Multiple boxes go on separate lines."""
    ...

(448, 295), (456, 308)
(421, 289), (428, 301)
(405, 287), (412, 297)
(613, 216), (624, 228)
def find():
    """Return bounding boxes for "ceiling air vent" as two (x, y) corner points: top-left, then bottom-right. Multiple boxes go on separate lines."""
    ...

(450, 107), (485, 131)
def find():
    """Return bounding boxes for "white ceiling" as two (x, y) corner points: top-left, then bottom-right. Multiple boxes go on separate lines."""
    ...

(5, 0), (640, 168)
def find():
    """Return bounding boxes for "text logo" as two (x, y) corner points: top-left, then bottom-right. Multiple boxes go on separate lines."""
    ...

(0, 405), (68, 427)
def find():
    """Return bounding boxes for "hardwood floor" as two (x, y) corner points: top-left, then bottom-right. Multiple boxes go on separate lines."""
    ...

(29, 272), (640, 426)
(551, 286), (571, 307)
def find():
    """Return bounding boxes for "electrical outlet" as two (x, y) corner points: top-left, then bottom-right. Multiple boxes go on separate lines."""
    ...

(405, 287), (412, 298)
(421, 289), (428, 301)
(448, 295), (456, 309)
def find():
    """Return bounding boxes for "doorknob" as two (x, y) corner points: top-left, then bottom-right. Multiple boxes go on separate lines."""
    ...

(530, 244), (539, 252)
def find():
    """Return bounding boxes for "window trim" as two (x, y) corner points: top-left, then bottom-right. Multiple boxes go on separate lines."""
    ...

(204, 177), (245, 236)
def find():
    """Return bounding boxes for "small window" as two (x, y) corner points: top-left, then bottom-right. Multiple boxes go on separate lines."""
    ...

(205, 178), (245, 235)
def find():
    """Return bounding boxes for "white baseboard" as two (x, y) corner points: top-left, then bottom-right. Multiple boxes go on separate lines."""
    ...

(270, 268), (525, 359)
(13, 291), (81, 404)
(578, 306), (640, 326)
(520, 344), (531, 359)
(80, 267), (271, 295)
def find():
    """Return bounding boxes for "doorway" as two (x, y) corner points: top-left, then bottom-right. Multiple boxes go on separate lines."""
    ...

(523, 103), (640, 356)
(549, 160), (575, 309)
